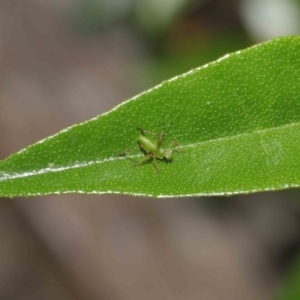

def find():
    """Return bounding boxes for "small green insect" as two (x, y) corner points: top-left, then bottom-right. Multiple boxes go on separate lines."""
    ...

(119, 127), (182, 172)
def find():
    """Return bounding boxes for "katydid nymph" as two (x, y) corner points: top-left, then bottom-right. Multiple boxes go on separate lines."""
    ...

(119, 127), (182, 172)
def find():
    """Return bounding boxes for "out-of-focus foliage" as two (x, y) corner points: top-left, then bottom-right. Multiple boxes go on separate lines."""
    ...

(239, 0), (300, 41)
(275, 255), (300, 300)
(68, 0), (198, 34)
(133, 0), (200, 34)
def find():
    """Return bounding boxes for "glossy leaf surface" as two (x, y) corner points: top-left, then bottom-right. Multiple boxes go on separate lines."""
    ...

(0, 36), (300, 198)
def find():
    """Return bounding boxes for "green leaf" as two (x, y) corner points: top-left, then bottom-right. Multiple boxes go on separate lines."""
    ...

(1, 36), (300, 198)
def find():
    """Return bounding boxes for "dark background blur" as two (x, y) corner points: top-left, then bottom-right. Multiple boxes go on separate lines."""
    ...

(1, 0), (300, 299)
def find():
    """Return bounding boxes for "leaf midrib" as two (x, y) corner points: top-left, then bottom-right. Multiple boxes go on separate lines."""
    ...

(184, 121), (300, 149)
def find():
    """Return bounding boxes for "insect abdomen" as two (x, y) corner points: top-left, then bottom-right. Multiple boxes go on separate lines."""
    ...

(138, 135), (165, 158)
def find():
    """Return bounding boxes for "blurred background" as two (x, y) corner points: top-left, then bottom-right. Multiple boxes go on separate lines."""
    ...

(1, 0), (300, 299)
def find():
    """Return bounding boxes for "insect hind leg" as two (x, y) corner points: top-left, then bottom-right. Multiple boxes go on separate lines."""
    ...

(152, 154), (159, 172)
(134, 152), (160, 172)
(134, 154), (152, 167)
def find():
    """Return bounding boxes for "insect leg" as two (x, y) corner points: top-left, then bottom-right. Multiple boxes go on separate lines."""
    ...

(152, 154), (159, 172)
(157, 127), (165, 148)
(134, 151), (160, 172)
(118, 146), (138, 157)
(134, 154), (152, 167)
